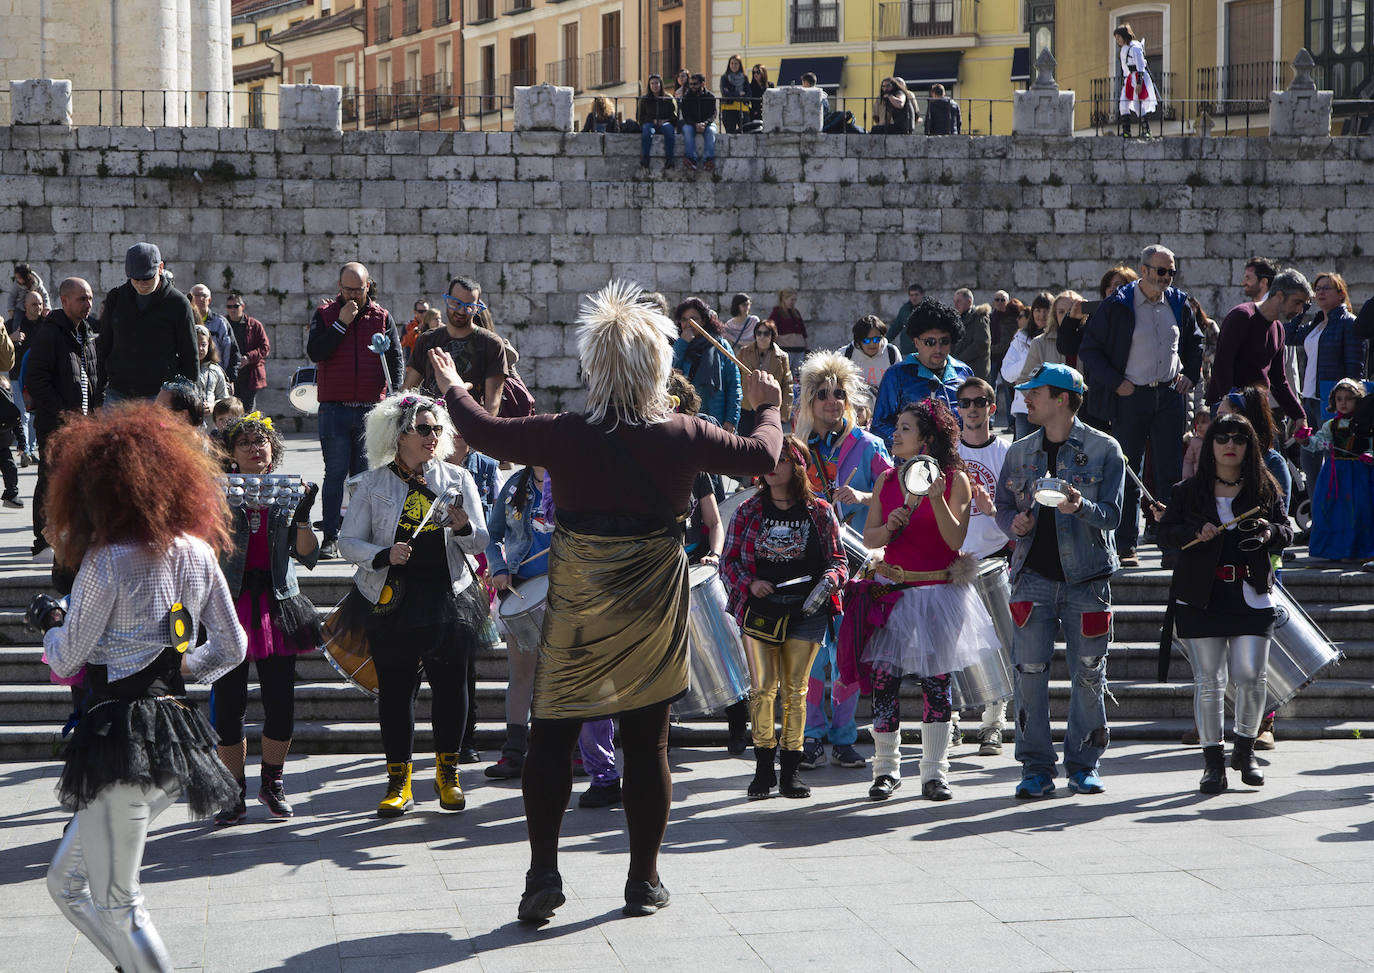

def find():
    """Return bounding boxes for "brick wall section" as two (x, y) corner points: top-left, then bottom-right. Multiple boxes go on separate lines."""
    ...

(1, 125), (1372, 419)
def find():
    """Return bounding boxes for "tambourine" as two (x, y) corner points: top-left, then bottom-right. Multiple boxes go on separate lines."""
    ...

(899, 455), (942, 498)
(223, 474), (308, 510)
(1032, 477), (1072, 506)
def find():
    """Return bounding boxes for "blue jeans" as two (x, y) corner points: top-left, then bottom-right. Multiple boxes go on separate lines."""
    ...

(1010, 570), (1111, 781)
(802, 628), (859, 746)
(318, 401), (370, 539)
(1111, 384), (1185, 553)
(640, 122), (676, 160)
(681, 122), (716, 163)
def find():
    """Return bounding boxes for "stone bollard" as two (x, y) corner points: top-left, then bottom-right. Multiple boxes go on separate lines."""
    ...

(514, 84), (574, 132)
(1269, 50), (1333, 137)
(1012, 50), (1074, 136)
(11, 79), (73, 126)
(278, 84), (343, 131)
(763, 86), (824, 132)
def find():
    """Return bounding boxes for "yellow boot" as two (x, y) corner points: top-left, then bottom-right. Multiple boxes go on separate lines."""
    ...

(377, 761), (414, 818)
(434, 752), (466, 811)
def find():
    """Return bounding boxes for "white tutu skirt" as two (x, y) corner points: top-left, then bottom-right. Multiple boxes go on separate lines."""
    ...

(861, 581), (998, 678)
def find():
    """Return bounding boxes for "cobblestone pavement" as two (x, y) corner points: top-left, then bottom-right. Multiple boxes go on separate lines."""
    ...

(2, 740), (1373, 972)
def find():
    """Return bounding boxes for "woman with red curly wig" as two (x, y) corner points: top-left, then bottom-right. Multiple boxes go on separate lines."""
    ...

(40, 402), (246, 973)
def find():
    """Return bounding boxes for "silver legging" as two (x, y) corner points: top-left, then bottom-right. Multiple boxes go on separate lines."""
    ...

(47, 780), (181, 973)
(1184, 635), (1270, 746)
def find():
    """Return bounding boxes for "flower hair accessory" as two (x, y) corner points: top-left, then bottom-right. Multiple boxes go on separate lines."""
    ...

(228, 411), (273, 436)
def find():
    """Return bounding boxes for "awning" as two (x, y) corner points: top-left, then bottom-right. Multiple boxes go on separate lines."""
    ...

(893, 51), (961, 91)
(1011, 47), (1030, 83)
(234, 57), (277, 84)
(776, 56), (846, 89)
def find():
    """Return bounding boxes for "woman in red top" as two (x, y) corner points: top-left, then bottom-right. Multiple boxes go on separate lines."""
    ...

(768, 287), (807, 356)
(860, 399), (998, 801)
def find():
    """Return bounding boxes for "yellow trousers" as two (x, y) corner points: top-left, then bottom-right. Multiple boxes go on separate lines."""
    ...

(743, 636), (822, 751)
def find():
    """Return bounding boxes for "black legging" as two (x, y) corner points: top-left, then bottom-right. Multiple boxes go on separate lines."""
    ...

(371, 622), (473, 763)
(523, 700), (670, 883)
(213, 655), (297, 744)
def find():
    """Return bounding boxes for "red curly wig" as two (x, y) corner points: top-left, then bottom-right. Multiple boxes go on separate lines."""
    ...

(43, 402), (232, 567)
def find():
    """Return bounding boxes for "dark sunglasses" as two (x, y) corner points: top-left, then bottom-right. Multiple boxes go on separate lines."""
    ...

(1149, 265), (1178, 278)
(921, 336), (952, 347)
(411, 423), (443, 437)
(226, 303), (242, 309)
(860, 335), (883, 345)
(958, 396), (991, 409)
(815, 388), (847, 401)
(1213, 432), (1249, 445)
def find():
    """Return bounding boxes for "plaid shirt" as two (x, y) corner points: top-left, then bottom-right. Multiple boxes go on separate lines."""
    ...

(720, 491), (848, 625)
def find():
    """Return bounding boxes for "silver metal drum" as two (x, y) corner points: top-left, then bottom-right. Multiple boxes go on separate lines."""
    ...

(839, 523), (875, 579)
(951, 558), (1016, 711)
(497, 575), (550, 655)
(672, 564), (751, 719)
(289, 365), (318, 414)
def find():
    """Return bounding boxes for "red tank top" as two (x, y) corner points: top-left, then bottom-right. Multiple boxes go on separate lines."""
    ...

(878, 466), (957, 574)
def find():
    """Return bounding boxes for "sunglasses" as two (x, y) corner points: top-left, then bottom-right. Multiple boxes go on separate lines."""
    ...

(958, 396), (991, 409)
(815, 388), (847, 401)
(1149, 265), (1178, 278)
(1213, 432), (1249, 446)
(860, 335), (883, 345)
(411, 423), (443, 437)
(921, 336), (952, 347)
(444, 296), (487, 313)
(226, 303), (242, 309)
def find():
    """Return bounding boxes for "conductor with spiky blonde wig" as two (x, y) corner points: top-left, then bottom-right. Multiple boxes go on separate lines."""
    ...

(429, 281), (784, 924)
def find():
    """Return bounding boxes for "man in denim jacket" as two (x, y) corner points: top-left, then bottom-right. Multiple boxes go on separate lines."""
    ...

(993, 364), (1125, 801)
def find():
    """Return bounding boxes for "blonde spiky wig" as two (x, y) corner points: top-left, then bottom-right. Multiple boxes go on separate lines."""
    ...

(795, 350), (863, 440)
(578, 279), (676, 427)
(364, 392), (457, 469)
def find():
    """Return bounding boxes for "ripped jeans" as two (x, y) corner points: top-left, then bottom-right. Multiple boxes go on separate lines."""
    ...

(1010, 570), (1111, 780)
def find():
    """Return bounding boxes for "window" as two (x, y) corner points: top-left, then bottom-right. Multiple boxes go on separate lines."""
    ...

(378, 57), (393, 91)
(660, 21), (682, 79)
(258, 26), (272, 41)
(295, 65), (314, 84)
(406, 48), (422, 83)
(232, 34), (244, 49)
(510, 34), (536, 88)
(437, 40), (452, 79)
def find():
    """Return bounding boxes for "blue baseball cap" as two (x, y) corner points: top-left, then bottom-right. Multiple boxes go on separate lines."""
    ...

(1015, 362), (1086, 394)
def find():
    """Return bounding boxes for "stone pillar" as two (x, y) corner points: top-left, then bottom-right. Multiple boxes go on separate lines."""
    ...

(279, 84), (343, 131)
(1269, 50), (1333, 137)
(11, 79), (73, 126)
(514, 84), (574, 131)
(763, 86), (824, 132)
(1012, 49), (1075, 136)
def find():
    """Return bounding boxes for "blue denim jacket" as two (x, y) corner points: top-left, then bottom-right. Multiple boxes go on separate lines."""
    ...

(671, 336), (742, 428)
(994, 418), (1125, 584)
(219, 502), (319, 602)
(485, 468), (550, 579)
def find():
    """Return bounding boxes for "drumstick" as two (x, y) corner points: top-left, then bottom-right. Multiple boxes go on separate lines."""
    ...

(1180, 505), (1262, 549)
(502, 548), (551, 601)
(686, 319), (751, 373)
(1123, 464), (1160, 508)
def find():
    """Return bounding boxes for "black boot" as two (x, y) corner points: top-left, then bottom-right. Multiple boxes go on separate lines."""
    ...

(517, 868), (565, 924)
(725, 700), (751, 755)
(1199, 745), (1228, 794)
(778, 749), (811, 799)
(214, 780), (247, 827)
(258, 762), (293, 817)
(747, 746), (776, 800)
(1230, 736), (1264, 786)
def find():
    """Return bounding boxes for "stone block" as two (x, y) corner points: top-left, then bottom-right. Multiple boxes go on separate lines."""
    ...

(1012, 90), (1075, 137)
(763, 86), (824, 133)
(11, 79), (72, 126)
(514, 85), (575, 132)
(276, 85), (343, 131)
(1269, 51), (1334, 138)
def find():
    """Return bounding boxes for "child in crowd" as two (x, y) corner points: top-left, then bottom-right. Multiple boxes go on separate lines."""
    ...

(1305, 378), (1374, 562)
(1182, 409), (1211, 480)
(213, 396), (245, 432)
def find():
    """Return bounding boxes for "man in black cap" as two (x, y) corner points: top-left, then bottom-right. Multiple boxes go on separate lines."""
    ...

(96, 242), (199, 403)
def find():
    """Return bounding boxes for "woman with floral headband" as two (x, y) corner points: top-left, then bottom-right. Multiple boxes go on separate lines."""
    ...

(210, 412), (322, 826)
(338, 392), (490, 817)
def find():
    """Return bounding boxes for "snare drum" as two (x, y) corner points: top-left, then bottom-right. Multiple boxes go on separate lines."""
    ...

(951, 558), (1016, 711)
(320, 598), (379, 696)
(498, 575), (550, 655)
(672, 564), (751, 719)
(289, 366), (319, 415)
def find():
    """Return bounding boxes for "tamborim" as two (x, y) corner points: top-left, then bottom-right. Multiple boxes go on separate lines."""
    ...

(498, 575), (550, 656)
(672, 564), (750, 719)
(900, 454), (942, 497)
(1033, 477), (1071, 506)
(289, 366), (319, 415)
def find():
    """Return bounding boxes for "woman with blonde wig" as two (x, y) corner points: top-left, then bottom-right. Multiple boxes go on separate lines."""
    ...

(429, 279), (783, 923)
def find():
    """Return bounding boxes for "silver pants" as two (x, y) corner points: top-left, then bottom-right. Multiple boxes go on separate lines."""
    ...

(1183, 636), (1270, 746)
(47, 779), (181, 973)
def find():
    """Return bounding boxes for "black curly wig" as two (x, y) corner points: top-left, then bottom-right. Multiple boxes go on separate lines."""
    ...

(904, 298), (965, 344)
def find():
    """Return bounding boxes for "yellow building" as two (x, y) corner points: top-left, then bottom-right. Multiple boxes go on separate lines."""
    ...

(1048, 0), (1307, 135)
(712, 0), (1031, 134)
(230, 0), (337, 127)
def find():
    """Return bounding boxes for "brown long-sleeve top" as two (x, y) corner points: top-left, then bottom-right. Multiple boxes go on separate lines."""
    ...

(443, 387), (783, 520)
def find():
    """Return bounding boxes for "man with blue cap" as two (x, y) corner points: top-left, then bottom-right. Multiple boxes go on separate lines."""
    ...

(993, 363), (1125, 801)
(96, 242), (199, 403)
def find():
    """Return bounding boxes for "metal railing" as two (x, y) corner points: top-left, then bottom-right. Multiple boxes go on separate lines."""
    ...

(342, 86), (359, 123)
(545, 56), (581, 92)
(375, 4), (392, 42)
(1196, 60), (1284, 114)
(433, 0), (452, 25)
(502, 0), (533, 13)
(402, 0), (420, 35)
(501, 68), (536, 97)
(464, 77), (502, 115)
(790, 1), (839, 43)
(422, 72), (455, 113)
(876, 0), (964, 40)
(585, 47), (625, 88)
(1089, 72), (1179, 128)
(464, 0), (495, 24)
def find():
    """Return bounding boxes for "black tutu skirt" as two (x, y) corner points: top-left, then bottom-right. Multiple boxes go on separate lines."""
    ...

(56, 696), (241, 818)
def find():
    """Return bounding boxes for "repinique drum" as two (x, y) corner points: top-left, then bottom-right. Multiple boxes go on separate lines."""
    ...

(671, 564), (750, 720)
(289, 366), (319, 414)
(320, 598), (379, 697)
(498, 575), (550, 655)
(951, 558), (1016, 711)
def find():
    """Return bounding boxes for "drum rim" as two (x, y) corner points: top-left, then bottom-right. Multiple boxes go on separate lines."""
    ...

(498, 575), (551, 617)
(321, 642), (380, 698)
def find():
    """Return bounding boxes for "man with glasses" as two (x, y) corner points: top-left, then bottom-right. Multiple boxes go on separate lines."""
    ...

(96, 242), (200, 406)
(225, 292), (270, 413)
(1205, 269), (1312, 431)
(679, 74), (718, 172)
(188, 284), (240, 384)
(872, 299), (973, 445)
(952, 287), (992, 381)
(1079, 244), (1204, 566)
(306, 262), (403, 558)
(404, 276), (507, 416)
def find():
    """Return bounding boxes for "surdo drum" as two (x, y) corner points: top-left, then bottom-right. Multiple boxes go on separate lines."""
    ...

(672, 565), (751, 719)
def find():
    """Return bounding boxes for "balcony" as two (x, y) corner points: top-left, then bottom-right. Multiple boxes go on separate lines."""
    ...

(1089, 72), (1178, 127)
(422, 72), (454, 112)
(364, 88), (394, 125)
(433, 0), (452, 25)
(649, 48), (681, 80)
(1196, 60), (1284, 114)
(341, 86), (359, 123)
(545, 56), (581, 92)
(375, 4), (392, 42)
(464, 0), (495, 24)
(502, 67), (536, 97)
(877, 0), (965, 40)
(402, 0), (419, 35)
(502, 0), (533, 14)
(585, 47), (624, 88)
(464, 76), (503, 114)
(392, 79), (421, 118)
(790, 2), (839, 44)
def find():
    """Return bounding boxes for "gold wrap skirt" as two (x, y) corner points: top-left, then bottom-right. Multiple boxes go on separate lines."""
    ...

(531, 523), (691, 721)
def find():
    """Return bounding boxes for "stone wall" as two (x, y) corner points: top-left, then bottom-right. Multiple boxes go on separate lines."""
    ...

(1, 125), (1372, 419)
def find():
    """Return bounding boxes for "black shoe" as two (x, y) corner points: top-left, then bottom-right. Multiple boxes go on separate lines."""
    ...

(640, 156), (650, 169)
(622, 878), (671, 917)
(578, 781), (623, 808)
(517, 869), (565, 924)
(214, 781), (248, 827)
(778, 750), (810, 799)
(31, 537), (49, 557)
(484, 756), (524, 779)
(747, 746), (777, 800)
(1230, 736), (1265, 786)
(258, 777), (294, 818)
(458, 746), (480, 764)
(1200, 744), (1228, 794)
(318, 538), (340, 560)
(727, 729), (751, 756)
(1, 491), (21, 509)
(922, 779), (953, 801)
(869, 774), (901, 801)
(725, 700), (751, 755)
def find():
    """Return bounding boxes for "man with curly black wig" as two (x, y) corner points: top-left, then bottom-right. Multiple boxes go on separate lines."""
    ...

(872, 299), (974, 444)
